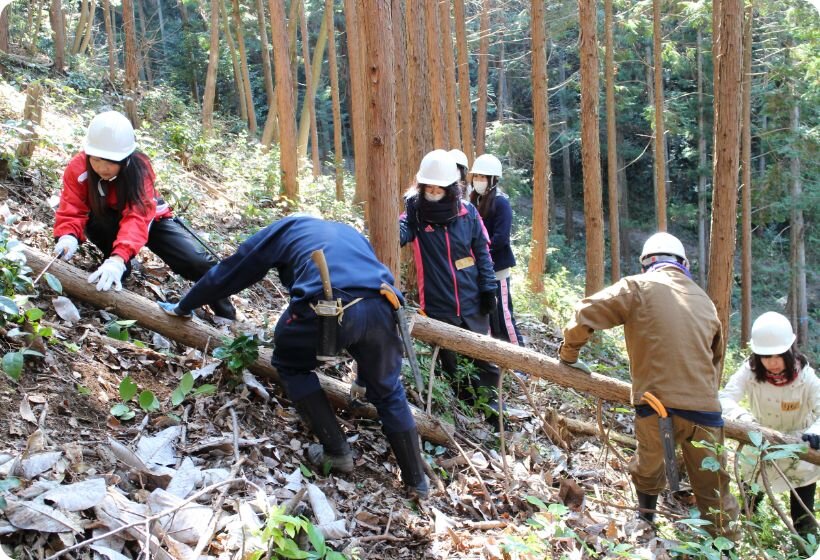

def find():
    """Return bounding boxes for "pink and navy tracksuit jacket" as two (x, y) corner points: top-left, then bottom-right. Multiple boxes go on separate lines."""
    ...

(400, 196), (496, 320)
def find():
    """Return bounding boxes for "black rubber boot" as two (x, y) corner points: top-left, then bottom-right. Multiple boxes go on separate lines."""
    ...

(386, 429), (429, 499)
(637, 492), (658, 523)
(293, 390), (353, 473)
(790, 483), (817, 537)
(208, 297), (237, 320)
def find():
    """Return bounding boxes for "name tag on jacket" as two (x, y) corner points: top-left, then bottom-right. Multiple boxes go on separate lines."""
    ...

(455, 257), (475, 270)
(782, 401), (800, 412)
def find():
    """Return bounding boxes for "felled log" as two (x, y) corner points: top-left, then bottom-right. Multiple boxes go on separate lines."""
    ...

(23, 246), (452, 445)
(409, 313), (820, 466)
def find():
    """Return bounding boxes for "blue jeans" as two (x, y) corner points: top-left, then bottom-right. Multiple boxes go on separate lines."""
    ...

(272, 295), (416, 434)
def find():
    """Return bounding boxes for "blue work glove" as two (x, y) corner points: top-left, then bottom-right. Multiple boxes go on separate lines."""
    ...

(479, 291), (497, 316)
(560, 358), (592, 375)
(802, 433), (820, 450)
(158, 301), (192, 319)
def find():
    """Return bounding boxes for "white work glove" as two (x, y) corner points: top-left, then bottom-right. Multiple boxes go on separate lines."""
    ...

(735, 411), (756, 424)
(561, 358), (592, 375)
(54, 235), (78, 261)
(88, 256), (126, 292)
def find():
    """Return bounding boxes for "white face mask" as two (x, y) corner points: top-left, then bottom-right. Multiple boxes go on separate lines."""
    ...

(473, 179), (489, 195)
(424, 191), (445, 202)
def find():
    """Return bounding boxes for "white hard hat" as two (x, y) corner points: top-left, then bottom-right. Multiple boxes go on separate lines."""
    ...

(84, 111), (136, 161)
(640, 232), (686, 263)
(416, 149), (460, 187)
(750, 312), (796, 355)
(449, 149), (469, 169)
(470, 153), (503, 178)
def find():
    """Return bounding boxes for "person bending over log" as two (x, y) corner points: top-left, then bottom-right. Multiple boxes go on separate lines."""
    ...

(558, 232), (740, 540)
(158, 215), (429, 499)
(52, 111), (235, 320)
(720, 311), (819, 537)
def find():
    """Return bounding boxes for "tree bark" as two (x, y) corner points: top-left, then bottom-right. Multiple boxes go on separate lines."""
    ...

(361, 0), (400, 279)
(474, 0), (490, 155)
(49, 0), (66, 72)
(102, 0), (116, 82)
(343, 0), (368, 209)
(789, 83), (807, 346)
(153, 0), (166, 60)
(297, 1), (325, 176)
(424, 0), (447, 147)
(528, 0), (549, 294)
(122, 0), (140, 125)
(78, 0), (96, 55)
(0, 5), (9, 53)
(740, 3), (752, 347)
(269, 0), (298, 201)
(707, 0), (742, 354)
(255, 0), (275, 109)
(578, 0), (604, 296)
(15, 82), (44, 161)
(326, 0), (344, 201)
(201, 0), (220, 134)
(440, 0), (460, 149)
(71, 0), (89, 54)
(453, 0), (473, 162)
(652, 0), (666, 231)
(232, 0), (257, 135)
(696, 29), (708, 288)
(135, 0), (154, 86)
(559, 50), (573, 243)
(405, 0), (432, 168)
(605, 0), (620, 282)
(28, 0), (46, 55)
(392, 0), (411, 205)
(221, 0), (246, 123)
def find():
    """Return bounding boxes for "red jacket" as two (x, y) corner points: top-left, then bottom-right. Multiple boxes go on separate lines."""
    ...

(54, 152), (172, 261)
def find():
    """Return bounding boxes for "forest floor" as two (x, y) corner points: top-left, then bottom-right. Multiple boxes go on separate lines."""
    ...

(0, 79), (804, 560)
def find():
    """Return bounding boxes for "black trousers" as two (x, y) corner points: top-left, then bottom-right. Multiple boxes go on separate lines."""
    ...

(85, 213), (236, 319)
(434, 312), (500, 400)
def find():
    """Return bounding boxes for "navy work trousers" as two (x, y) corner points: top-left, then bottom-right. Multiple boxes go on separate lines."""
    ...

(272, 296), (416, 435)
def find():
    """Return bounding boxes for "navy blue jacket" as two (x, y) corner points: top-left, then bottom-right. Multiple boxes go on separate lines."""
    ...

(177, 216), (401, 314)
(400, 196), (496, 320)
(481, 191), (516, 272)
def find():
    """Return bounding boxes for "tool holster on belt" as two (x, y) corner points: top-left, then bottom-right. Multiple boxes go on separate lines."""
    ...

(313, 297), (344, 361)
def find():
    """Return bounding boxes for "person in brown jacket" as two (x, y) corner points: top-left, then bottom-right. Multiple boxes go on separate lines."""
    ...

(559, 232), (740, 540)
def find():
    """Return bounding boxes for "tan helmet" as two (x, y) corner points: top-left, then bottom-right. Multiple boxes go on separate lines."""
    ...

(750, 312), (796, 355)
(470, 153), (503, 178)
(448, 149), (469, 169)
(416, 149), (460, 187)
(84, 111), (136, 161)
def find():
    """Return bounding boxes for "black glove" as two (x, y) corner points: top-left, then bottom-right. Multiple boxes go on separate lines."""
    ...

(802, 433), (820, 450)
(479, 291), (497, 316)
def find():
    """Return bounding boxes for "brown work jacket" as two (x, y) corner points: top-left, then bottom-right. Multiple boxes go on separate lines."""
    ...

(560, 266), (723, 412)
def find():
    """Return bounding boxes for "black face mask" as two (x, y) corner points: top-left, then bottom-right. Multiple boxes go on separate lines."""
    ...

(417, 194), (458, 225)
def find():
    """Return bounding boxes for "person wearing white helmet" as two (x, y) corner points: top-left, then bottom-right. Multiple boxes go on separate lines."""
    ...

(53, 111), (235, 319)
(469, 153), (524, 348)
(559, 231), (740, 539)
(720, 312), (818, 537)
(399, 149), (503, 426)
(448, 149), (469, 197)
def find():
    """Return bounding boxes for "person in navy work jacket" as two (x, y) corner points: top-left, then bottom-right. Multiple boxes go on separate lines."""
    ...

(400, 149), (503, 420)
(159, 215), (429, 498)
(469, 154), (524, 347)
(53, 111), (235, 319)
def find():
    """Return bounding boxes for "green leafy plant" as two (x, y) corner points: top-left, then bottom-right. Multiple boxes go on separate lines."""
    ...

(213, 334), (260, 373)
(248, 504), (347, 560)
(110, 375), (161, 420)
(107, 319), (137, 341)
(170, 371), (217, 406)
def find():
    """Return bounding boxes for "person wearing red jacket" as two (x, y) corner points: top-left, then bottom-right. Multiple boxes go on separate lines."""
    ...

(53, 111), (235, 319)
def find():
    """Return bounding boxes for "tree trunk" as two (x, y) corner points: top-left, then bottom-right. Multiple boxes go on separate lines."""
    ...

(497, 34), (507, 123)
(405, 0), (432, 167)
(255, 0), (275, 109)
(579, 0), (604, 296)
(343, 0), (368, 209)
(221, 0), (246, 122)
(232, 0), (257, 135)
(296, 1), (326, 175)
(696, 29), (708, 288)
(440, 0), (460, 149)
(78, 0), (96, 55)
(424, 0), (447, 147)
(740, 3), (752, 347)
(651, 0), (667, 231)
(122, 0), (140, 125)
(361, 0), (400, 280)
(201, 0), (220, 134)
(71, 0), (89, 54)
(789, 83), (807, 346)
(269, 0), (298, 201)
(474, 0), (490, 155)
(102, 0), (116, 82)
(605, 0), (620, 282)
(326, 0), (344, 201)
(0, 5), (9, 53)
(49, 0), (65, 72)
(453, 0), (473, 162)
(153, 0), (166, 59)
(135, 0), (154, 86)
(528, 0), (549, 294)
(392, 0), (411, 206)
(15, 83), (44, 161)
(616, 130), (628, 262)
(645, 44), (656, 212)
(706, 0), (742, 353)
(559, 51), (573, 243)
(27, 0), (45, 55)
